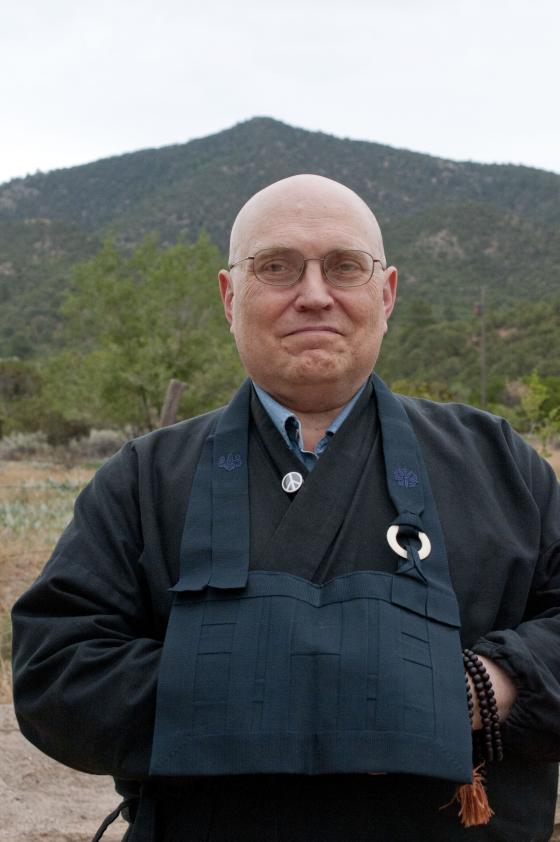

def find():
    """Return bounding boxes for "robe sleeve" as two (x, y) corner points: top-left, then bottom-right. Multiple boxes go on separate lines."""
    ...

(473, 428), (560, 761)
(11, 442), (160, 779)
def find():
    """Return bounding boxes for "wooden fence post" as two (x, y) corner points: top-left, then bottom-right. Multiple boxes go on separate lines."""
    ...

(159, 379), (187, 428)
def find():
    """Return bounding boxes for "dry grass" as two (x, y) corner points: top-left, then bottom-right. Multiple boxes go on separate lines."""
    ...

(0, 460), (95, 703)
(0, 643), (11, 704)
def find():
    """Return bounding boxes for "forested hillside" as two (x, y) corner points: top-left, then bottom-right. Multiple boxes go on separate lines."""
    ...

(1, 117), (559, 439)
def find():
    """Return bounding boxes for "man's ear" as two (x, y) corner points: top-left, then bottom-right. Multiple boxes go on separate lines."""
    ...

(218, 269), (234, 327)
(382, 266), (398, 321)
(381, 266), (397, 335)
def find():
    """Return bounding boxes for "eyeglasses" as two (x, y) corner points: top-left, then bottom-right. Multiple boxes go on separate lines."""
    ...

(228, 248), (385, 288)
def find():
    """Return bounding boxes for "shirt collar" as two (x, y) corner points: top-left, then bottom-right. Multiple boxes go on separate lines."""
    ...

(253, 381), (368, 453)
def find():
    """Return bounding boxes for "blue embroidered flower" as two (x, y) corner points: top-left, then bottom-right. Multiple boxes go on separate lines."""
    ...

(394, 467), (419, 488)
(217, 453), (243, 471)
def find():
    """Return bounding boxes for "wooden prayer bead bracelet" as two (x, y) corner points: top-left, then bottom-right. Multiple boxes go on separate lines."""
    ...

(463, 648), (504, 765)
(439, 649), (504, 826)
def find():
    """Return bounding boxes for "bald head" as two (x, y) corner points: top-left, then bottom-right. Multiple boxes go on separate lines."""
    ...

(219, 172), (397, 412)
(228, 174), (386, 266)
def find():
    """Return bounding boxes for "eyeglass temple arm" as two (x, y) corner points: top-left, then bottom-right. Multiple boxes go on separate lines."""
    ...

(228, 257), (253, 270)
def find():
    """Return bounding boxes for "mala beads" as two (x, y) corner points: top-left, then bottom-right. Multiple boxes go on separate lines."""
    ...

(463, 649), (503, 764)
(441, 649), (503, 827)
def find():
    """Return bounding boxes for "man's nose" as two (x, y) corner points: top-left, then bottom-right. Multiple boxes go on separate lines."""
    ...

(293, 259), (334, 308)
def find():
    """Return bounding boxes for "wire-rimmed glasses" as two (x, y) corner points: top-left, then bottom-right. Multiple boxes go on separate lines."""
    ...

(228, 248), (385, 288)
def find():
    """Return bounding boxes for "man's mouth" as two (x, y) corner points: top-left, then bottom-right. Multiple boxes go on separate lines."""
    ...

(286, 326), (341, 336)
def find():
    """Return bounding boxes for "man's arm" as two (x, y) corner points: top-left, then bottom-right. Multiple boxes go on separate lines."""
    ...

(406, 397), (560, 759)
(471, 431), (560, 760)
(11, 443), (161, 779)
(472, 560), (560, 760)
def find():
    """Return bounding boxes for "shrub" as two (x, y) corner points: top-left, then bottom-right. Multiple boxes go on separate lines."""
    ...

(64, 429), (127, 460)
(0, 431), (48, 459)
(43, 412), (90, 447)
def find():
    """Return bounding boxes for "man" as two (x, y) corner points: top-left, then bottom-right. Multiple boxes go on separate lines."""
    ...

(12, 175), (560, 841)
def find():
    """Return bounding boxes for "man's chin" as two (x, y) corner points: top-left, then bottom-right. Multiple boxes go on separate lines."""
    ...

(267, 356), (356, 398)
(287, 349), (344, 379)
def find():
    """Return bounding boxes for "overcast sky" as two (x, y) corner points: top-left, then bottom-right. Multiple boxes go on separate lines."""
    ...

(2, 0), (559, 185)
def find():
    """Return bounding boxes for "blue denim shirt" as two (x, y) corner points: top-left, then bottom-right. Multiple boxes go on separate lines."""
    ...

(253, 381), (367, 471)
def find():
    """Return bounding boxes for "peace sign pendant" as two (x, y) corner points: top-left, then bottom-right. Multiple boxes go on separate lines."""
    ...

(281, 472), (304, 494)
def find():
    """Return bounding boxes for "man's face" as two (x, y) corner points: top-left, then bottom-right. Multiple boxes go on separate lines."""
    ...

(219, 185), (397, 408)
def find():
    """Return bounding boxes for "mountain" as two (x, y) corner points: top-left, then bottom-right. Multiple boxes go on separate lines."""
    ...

(1, 116), (559, 359)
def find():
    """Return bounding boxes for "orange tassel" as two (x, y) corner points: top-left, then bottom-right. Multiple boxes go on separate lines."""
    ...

(440, 763), (494, 827)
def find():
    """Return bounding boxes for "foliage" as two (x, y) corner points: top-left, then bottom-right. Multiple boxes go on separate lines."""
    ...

(0, 117), (559, 358)
(0, 428), (125, 463)
(0, 118), (558, 429)
(520, 371), (549, 432)
(0, 357), (94, 443)
(0, 359), (43, 437)
(0, 218), (99, 357)
(45, 233), (243, 431)
(2, 118), (559, 241)
(389, 380), (457, 403)
(377, 292), (560, 408)
(516, 371), (560, 455)
(0, 430), (48, 459)
(0, 358), (40, 398)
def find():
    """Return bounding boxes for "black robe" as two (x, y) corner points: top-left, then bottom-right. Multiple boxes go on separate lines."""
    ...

(11, 384), (560, 841)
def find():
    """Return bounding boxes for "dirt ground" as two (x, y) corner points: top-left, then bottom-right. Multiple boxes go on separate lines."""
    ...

(0, 704), (125, 842)
(2, 454), (560, 840)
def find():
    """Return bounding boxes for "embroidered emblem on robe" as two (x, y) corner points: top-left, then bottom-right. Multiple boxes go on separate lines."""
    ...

(394, 467), (419, 488)
(217, 453), (243, 471)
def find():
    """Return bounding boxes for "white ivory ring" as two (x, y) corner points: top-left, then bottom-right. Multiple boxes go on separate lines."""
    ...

(386, 525), (432, 560)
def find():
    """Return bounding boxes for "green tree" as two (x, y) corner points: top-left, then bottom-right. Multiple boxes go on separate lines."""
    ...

(520, 370), (549, 434)
(518, 370), (560, 456)
(49, 233), (243, 431)
(0, 359), (43, 436)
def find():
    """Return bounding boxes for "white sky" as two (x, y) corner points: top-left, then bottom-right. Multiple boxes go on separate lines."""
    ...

(2, 0), (559, 185)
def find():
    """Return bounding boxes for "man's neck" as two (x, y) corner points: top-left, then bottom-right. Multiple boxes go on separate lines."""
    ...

(290, 406), (346, 451)
(255, 380), (368, 452)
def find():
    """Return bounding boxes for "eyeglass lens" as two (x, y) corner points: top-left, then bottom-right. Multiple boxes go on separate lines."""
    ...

(253, 248), (374, 286)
